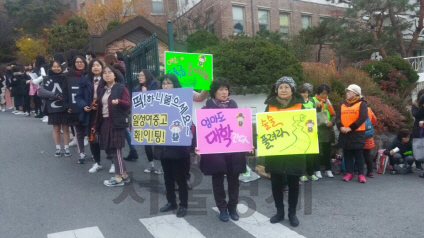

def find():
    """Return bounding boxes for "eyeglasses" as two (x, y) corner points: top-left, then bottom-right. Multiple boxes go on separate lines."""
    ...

(75, 61), (85, 65)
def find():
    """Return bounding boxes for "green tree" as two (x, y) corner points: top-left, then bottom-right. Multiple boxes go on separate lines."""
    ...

(326, 0), (424, 58)
(48, 16), (89, 53)
(202, 38), (303, 94)
(186, 29), (220, 53)
(107, 20), (122, 31)
(4, 0), (66, 37)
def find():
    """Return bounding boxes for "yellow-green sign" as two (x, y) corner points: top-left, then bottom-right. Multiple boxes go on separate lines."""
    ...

(256, 109), (319, 156)
(164, 51), (213, 90)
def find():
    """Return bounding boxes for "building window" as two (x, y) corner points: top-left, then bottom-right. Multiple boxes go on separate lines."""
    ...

(123, 0), (134, 15)
(301, 15), (312, 29)
(279, 13), (290, 37)
(182, 25), (188, 41)
(258, 10), (269, 31)
(232, 6), (245, 33)
(152, 0), (164, 13)
(319, 17), (329, 24)
(206, 9), (215, 34)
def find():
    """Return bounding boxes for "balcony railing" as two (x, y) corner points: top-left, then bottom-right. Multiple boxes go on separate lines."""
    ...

(404, 56), (424, 73)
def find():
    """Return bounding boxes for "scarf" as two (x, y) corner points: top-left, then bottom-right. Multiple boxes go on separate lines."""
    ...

(276, 96), (292, 108)
(212, 98), (230, 108)
(346, 95), (360, 106)
(74, 70), (82, 77)
(315, 94), (335, 115)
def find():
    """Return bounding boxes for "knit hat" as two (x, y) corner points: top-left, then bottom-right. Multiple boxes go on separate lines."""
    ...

(345, 84), (362, 97)
(275, 76), (296, 93)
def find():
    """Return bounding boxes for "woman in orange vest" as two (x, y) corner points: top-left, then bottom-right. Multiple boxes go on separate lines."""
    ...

(264, 76), (305, 227)
(337, 84), (368, 183)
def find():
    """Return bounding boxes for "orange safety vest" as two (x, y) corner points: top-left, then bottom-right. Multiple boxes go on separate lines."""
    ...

(268, 103), (302, 112)
(340, 102), (365, 131)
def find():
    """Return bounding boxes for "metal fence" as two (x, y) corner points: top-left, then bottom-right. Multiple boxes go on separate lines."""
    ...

(124, 34), (160, 93)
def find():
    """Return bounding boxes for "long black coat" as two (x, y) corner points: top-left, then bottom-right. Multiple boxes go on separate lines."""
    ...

(199, 99), (247, 176)
(263, 93), (306, 176)
(9, 72), (28, 97)
(336, 98), (367, 149)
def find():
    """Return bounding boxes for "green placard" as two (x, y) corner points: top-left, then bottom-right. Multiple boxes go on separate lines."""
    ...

(164, 51), (213, 90)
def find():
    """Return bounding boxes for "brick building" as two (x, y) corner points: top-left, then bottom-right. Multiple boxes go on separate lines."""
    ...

(173, 0), (349, 63)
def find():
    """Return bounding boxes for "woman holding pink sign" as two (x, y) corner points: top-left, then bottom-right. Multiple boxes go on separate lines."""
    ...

(264, 76), (306, 227)
(197, 78), (247, 223)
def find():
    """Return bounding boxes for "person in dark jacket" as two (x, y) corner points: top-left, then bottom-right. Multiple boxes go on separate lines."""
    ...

(197, 78), (246, 222)
(9, 65), (28, 114)
(264, 76), (305, 227)
(75, 59), (105, 169)
(92, 65), (131, 187)
(38, 61), (71, 157)
(125, 70), (159, 167)
(384, 129), (414, 175)
(312, 84), (336, 178)
(154, 74), (191, 218)
(85, 51), (96, 62)
(410, 89), (424, 171)
(63, 55), (88, 162)
(337, 84), (368, 183)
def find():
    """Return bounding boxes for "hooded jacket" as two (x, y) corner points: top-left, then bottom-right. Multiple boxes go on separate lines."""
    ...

(263, 92), (306, 176)
(383, 137), (413, 157)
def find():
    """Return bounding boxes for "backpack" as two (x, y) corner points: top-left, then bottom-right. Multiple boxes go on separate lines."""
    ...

(364, 117), (374, 139)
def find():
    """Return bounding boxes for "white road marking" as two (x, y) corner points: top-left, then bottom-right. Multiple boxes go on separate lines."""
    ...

(47, 226), (104, 238)
(212, 204), (306, 238)
(140, 214), (206, 238)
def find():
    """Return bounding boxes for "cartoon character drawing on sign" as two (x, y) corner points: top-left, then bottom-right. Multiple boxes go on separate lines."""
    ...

(198, 55), (206, 67)
(170, 120), (183, 142)
(305, 119), (315, 133)
(236, 113), (245, 127)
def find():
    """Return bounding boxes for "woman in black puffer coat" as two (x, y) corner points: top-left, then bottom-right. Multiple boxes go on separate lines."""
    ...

(198, 78), (246, 223)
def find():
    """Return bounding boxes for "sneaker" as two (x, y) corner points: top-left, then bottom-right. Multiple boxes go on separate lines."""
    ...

(154, 168), (164, 175)
(358, 174), (366, 183)
(69, 139), (77, 147)
(103, 177), (124, 187)
(15, 111), (24, 115)
(64, 148), (71, 157)
(78, 153), (86, 164)
(24, 112), (30, 117)
(299, 175), (309, 182)
(315, 171), (323, 179)
(34, 114), (43, 118)
(122, 176), (131, 183)
(54, 149), (62, 157)
(1, 109), (5, 112)
(109, 164), (115, 174)
(12, 110), (18, 114)
(144, 164), (155, 173)
(342, 173), (353, 182)
(89, 163), (103, 173)
(366, 172), (374, 178)
(325, 170), (334, 178)
(310, 175), (319, 181)
(390, 170), (397, 175)
(84, 136), (88, 146)
(42, 117), (48, 123)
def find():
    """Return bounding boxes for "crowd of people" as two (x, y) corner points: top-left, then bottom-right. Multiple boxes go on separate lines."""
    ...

(1, 49), (424, 228)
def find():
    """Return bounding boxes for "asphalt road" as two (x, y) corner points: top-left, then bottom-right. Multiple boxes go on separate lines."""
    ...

(1, 111), (424, 238)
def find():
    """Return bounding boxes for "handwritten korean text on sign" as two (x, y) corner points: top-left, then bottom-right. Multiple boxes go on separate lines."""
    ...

(164, 51), (213, 90)
(196, 108), (252, 154)
(131, 88), (193, 146)
(256, 109), (319, 156)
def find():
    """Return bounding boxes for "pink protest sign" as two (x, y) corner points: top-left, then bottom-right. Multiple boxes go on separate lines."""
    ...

(196, 108), (252, 154)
